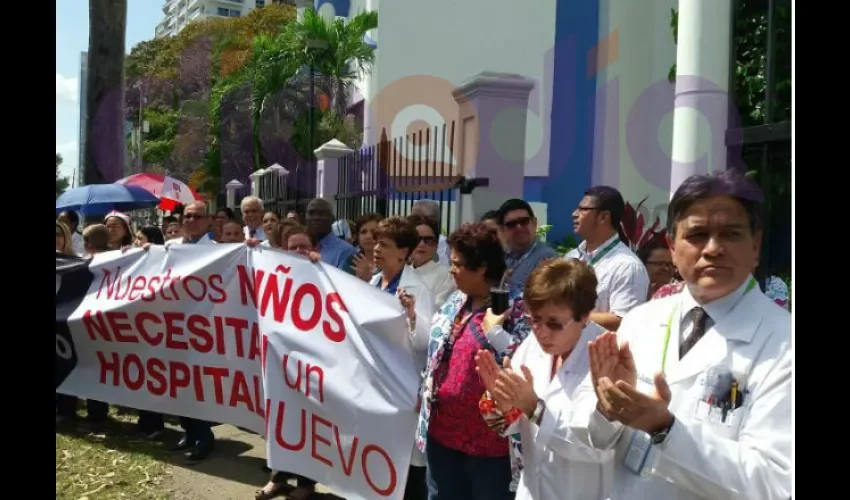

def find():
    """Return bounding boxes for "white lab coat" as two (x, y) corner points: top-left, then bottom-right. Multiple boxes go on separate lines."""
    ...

(370, 265), (434, 467)
(507, 322), (615, 500)
(573, 278), (792, 500)
(411, 260), (456, 311)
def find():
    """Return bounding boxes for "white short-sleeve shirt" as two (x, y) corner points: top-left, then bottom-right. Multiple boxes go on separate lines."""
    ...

(565, 234), (650, 317)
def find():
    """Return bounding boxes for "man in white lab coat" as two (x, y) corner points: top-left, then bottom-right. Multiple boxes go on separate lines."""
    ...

(579, 170), (791, 499)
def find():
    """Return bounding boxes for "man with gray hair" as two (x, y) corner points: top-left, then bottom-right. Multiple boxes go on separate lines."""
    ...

(411, 199), (449, 264)
(165, 201), (216, 246)
(240, 196), (266, 240)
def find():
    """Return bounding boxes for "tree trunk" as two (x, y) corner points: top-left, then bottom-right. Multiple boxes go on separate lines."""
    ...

(83, 0), (127, 188)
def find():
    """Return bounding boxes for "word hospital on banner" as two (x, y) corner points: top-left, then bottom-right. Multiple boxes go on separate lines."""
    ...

(54, 244), (423, 500)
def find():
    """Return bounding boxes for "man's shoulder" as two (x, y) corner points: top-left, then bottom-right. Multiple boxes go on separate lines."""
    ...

(605, 247), (648, 275)
(535, 243), (558, 259)
(619, 295), (676, 332)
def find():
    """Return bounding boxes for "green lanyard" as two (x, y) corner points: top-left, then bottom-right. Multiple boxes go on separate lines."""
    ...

(659, 278), (758, 373)
(586, 238), (621, 268)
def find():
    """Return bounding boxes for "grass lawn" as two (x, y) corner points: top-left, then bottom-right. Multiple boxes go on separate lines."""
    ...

(56, 409), (172, 500)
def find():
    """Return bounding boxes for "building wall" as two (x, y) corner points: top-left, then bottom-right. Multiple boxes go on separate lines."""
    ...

(156, 0), (268, 38)
(592, 0), (678, 230)
(314, 0), (679, 243)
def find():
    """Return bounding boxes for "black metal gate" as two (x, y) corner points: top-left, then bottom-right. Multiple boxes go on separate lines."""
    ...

(726, 0), (792, 289)
(335, 122), (462, 235)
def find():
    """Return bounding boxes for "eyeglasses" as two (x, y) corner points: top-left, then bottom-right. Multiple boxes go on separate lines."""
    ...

(503, 216), (531, 230)
(418, 235), (437, 245)
(183, 213), (206, 220)
(575, 206), (598, 212)
(526, 314), (574, 333)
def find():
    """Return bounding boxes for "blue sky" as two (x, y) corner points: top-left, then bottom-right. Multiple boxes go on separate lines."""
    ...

(56, 0), (163, 181)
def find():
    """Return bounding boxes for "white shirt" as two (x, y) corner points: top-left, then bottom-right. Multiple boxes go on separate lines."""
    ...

(71, 232), (85, 256)
(508, 322), (615, 500)
(565, 234), (649, 317)
(437, 234), (450, 266)
(243, 225), (266, 241)
(369, 266), (434, 468)
(573, 278), (792, 500)
(411, 260), (456, 310)
(165, 233), (217, 247)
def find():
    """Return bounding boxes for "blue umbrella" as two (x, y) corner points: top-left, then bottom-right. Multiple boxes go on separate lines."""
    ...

(56, 184), (160, 215)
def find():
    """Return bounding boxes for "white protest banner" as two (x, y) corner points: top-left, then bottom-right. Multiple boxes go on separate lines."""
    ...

(55, 244), (422, 500)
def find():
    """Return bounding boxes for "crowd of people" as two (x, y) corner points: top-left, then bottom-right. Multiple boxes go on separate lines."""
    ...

(55, 169), (792, 500)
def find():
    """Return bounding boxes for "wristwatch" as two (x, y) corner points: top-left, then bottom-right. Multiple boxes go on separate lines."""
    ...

(649, 415), (676, 444)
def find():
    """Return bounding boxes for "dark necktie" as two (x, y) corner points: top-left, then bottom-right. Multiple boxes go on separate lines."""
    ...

(249, 228), (256, 238)
(680, 307), (708, 359)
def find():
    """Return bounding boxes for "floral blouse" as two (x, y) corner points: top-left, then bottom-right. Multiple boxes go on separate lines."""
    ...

(415, 291), (531, 457)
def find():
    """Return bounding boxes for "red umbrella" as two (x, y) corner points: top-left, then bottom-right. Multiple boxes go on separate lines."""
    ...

(115, 173), (202, 211)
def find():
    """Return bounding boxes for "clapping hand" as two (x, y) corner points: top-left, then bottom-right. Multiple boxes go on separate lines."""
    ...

(474, 350), (512, 413)
(588, 332), (673, 433)
(475, 350), (537, 416)
(351, 253), (371, 281)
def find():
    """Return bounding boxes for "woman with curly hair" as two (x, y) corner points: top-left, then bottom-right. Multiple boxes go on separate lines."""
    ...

(416, 222), (531, 500)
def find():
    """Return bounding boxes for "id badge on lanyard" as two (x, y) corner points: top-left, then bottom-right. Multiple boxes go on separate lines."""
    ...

(621, 277), (759, 477)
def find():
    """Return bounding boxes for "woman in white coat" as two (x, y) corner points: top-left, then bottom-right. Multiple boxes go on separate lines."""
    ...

(475, 258), (614, 500)
(368, 217), (434, 500)
(407, 214), (456, 310)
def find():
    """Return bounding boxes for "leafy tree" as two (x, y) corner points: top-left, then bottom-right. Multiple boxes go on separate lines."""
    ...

(124, 3), (296, 190)
(56, 153), (70, 198)
(239, 8), (377, 170)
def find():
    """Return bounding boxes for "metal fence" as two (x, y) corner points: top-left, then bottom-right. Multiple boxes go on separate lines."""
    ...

(257, 160), (317, 217)
(335, 121), (461, 234)
(726, 0), (791, 285)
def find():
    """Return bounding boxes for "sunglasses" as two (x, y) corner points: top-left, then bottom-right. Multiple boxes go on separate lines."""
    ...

(526, 314), (574, 332)
(503, 216), (531, 230)
(419, 235), (437, 245)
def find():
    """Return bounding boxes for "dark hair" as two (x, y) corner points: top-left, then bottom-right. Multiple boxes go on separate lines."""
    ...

(636, 236), (669, 264)
(407, 214), (439, 239)
(139, 226), (165, 245)
(584, 186), (625, 228)
(272, 219), (300, 248)
(524, 258), (598, 321)
(667, 170), (764, 237)
(354, 213), (383, 247)
(59, 211), (80, 227)
(105, 216), (134, 247)
(163, 215), (178, 225)
(374, 217), (419, 257)
(216, 207), (235, 219)
(480, 210), (500, 222)
(497, 198), (535, 225)
(286, 226), (316, 248)
(448, 222), (507, 284)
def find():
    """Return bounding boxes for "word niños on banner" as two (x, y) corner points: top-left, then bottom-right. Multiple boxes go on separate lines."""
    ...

(95, 264), (349, 344)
